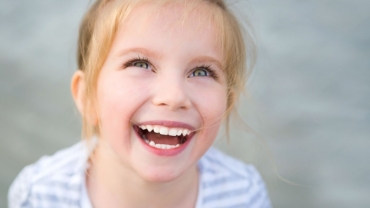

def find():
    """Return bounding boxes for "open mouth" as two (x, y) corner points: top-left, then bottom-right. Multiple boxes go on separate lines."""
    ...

(134, 124), (192, 150)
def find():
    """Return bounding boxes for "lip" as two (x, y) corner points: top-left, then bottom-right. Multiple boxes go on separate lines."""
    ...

(132, 121), (196, 156)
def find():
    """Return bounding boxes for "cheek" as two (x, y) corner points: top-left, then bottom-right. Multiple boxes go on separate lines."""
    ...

(95, 74), (147, 139)
(193, 84), (227, 143)
(197, 86), (227, 124)
(96, 93), (129, 144)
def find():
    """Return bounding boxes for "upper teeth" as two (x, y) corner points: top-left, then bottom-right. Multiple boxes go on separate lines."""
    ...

(139, 125), (191, 136)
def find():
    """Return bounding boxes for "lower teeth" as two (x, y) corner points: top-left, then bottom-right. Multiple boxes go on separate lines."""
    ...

(145, 139), (180, 149)
(140, 129), (183, 149)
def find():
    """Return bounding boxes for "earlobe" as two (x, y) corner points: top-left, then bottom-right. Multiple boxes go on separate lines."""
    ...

(71, 70), (98, 126)
(71, 70), (85, 115)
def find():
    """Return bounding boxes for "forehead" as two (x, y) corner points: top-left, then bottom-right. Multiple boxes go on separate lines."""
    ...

(109, 1), (222, 63)
(125, 1), (216, 32)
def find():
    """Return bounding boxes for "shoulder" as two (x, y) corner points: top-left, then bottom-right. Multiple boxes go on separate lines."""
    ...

(197, 147), (272, 208)
(8, 142), (88, 208)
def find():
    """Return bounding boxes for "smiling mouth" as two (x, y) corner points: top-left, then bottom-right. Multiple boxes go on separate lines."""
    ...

(134, 125), (192, 149)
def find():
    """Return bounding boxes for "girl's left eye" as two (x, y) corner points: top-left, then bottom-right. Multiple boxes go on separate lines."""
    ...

(191, 68), (209, 77)
(189, 66), (218, 79)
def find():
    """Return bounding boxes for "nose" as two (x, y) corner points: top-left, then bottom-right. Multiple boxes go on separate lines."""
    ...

(152, 76), (191, 111)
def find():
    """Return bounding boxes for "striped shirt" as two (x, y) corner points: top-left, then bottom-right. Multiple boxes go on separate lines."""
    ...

(9, 142), (271, 208)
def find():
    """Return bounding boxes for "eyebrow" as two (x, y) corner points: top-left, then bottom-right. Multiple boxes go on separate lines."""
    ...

(189, 56), (223, 71)
(116, 47), (223, 70)
(116, 47), (162, 59)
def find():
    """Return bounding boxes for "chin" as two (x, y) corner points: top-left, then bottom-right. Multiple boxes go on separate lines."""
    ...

(140, 170), (182, 184)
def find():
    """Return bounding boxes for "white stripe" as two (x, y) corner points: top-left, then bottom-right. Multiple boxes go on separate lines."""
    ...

(32, 142), (84, 182)
(9, 141), (271, 208)
(202, 148), (250, 177)
(202, 179), (252, 198)
(202, 192), (253, 208)
(197, 147), (271, 208)
(32, 184), (80, 200)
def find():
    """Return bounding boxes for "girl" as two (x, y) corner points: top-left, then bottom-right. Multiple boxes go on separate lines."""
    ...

(9, 0), (271, 207)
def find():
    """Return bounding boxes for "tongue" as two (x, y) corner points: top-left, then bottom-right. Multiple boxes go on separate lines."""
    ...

(146, 132), (180, 145)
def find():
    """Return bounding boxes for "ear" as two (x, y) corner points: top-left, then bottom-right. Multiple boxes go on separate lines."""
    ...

(71, 70), (98, 126)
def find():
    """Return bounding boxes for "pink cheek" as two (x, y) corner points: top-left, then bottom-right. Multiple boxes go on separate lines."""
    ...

(203, 98), (227, 117)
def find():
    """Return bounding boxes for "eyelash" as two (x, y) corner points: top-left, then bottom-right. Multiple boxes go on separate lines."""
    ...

(123, 56), (218, 80)
(123, 56), (152, 70)
(191, 65), (218, 80)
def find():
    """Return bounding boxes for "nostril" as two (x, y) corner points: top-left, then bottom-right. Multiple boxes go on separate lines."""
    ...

(151, 79), (191, 106)
(152, 89), (191, 110)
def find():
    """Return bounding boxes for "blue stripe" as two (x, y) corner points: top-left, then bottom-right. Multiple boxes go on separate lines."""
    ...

(203, 154), (246, 178)
(245, 166), (254, 177)
(38, 181), (80, 190)
(202, 175), (245, 188)
(21, 200), (31, 208)
(202, 180), (252, 204)
(33, 193), (80, 206)
(200, 168), (217, 174)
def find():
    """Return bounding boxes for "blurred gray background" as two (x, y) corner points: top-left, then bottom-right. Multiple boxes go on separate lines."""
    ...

(1, 0), (369, 207)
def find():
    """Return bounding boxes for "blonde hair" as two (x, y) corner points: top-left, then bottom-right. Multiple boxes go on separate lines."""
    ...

(77, 0), (256, 139)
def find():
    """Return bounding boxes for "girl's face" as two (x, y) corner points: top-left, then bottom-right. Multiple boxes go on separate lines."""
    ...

(95, 3), (227, 182)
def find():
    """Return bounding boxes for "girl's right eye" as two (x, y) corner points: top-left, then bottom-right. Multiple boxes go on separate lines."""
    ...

(132, 61), (149, 69)
(123, 57), (152, 70)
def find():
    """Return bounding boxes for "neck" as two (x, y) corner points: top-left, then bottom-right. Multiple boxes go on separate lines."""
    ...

(86, 143), (199, 208)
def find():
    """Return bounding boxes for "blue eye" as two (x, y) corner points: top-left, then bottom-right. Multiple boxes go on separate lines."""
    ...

(191, 69), (209, 77)
(189, 66), (219, 80)
(123, 56), (152, 70)
(133, 61), (149, 69)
